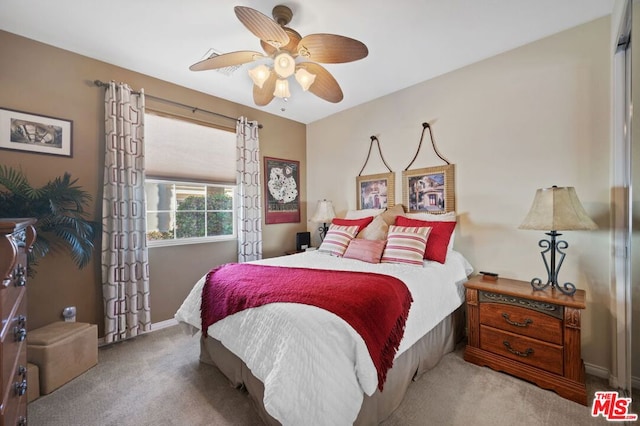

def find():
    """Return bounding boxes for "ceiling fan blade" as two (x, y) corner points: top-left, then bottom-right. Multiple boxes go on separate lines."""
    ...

(297, 34), (368, 64)
(189, 51), (263, 71)
(234, 6), (289, 49)
(260, 40), (277, 57)
(253, 70), (277, 106)
(261, 27), (302, 56)
(301, 62), (343, 103)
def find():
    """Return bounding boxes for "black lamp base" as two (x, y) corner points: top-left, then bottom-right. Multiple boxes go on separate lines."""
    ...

(530, 230), (577, 296)
(318, 223), (329, 241)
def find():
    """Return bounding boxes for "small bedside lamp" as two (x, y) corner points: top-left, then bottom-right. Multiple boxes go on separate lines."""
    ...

(519, 186), (597, 295)
(310, 199), (336, 241)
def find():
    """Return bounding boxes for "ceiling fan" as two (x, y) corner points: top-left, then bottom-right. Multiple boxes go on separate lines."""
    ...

(189, 5), (369, 106)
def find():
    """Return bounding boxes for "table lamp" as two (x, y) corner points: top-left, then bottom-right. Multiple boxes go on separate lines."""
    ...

(518, 186), (597, 295)
(310, 199), (336, 241)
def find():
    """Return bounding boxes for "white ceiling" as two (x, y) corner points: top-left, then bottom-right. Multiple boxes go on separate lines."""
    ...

(0, 1), (613, 124)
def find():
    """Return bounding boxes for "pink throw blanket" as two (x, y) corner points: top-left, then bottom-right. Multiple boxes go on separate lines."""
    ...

(201, 263), (413, 391)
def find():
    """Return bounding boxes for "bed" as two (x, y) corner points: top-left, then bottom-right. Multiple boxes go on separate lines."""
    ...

(175, 243), (473, 425)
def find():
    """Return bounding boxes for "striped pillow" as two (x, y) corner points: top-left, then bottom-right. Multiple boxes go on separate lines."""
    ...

(343, 239), (387, 263)
(381, 225), (432, 266)
(318, 224), (359, 257)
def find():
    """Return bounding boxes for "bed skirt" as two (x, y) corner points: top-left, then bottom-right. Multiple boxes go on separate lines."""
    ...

(198, 305), (465, 425)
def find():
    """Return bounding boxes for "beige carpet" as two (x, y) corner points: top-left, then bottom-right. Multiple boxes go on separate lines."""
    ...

(27, 325), (626, 425)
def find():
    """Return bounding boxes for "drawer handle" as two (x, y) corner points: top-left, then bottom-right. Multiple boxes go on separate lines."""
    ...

(503, 341), (534, 357)
(13, 264), (26, 287)
(16, 315), (26, 328)
(502, 313), (533, 328)
(13, 315), (27, 342)
(13, 327), (27, 342)
(14, 379), (27, 396)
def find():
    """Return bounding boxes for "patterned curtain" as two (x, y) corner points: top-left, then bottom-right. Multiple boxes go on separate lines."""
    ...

(101, 82), (151, 343)
(236, 117), (263, 262)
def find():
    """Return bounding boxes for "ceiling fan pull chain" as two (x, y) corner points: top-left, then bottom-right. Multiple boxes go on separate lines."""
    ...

(404, 122), (450, 171)
(358, 136), (393, 176)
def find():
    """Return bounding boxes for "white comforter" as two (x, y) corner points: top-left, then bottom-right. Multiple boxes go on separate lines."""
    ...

(175, 250), (473, 426)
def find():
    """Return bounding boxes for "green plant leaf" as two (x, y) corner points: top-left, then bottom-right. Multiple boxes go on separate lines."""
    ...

(0, 167), (97, 274)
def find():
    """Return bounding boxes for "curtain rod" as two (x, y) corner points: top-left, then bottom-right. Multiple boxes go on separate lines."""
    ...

(93, 80), (263, 129)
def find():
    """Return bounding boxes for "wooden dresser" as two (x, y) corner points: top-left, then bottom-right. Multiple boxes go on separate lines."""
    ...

(464, 275), (587, 405)
(0, 219), (36, 426)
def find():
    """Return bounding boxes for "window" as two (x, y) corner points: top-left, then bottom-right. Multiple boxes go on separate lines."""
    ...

(144, 113), (236, 246)
(145, 179), (235, 243)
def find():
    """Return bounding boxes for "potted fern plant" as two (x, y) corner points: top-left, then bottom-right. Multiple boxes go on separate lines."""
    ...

(0, 166), (98, 274)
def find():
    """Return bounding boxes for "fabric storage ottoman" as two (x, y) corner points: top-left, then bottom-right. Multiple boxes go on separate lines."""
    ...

(27, 322), (98, 394)
(27, 362), (40, 402)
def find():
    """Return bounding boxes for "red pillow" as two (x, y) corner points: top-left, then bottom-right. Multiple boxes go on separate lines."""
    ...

(395, 216), (456, 264)
(332, 216), (374, 233)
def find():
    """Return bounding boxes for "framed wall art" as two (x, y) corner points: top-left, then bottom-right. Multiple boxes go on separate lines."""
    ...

(0, 107), (73, 157)
(264, 156), (300, 224)
(356, 172), (395, 210)
(402, 164), (455, 214)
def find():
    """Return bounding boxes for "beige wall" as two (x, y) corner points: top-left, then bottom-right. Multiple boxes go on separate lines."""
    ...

(0, 30), (307, 333)
(307, 18), (612, 371)
(0, 16), (617, 373)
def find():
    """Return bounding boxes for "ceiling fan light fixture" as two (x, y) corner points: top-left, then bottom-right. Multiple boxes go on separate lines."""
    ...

(248, 64), (270, 88)
(273, 52), (295, 78)
(295, 68), (316, 91)
(199, 5), (367, 106)
(274, 78), (291, 98)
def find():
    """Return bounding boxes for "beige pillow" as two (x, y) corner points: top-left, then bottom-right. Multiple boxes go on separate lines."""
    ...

(380, 204), (405, 226)
(356, 215), (389, 240)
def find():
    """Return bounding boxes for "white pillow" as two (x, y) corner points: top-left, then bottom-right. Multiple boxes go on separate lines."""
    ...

(404, 211), (457, 251)
(345, 208), (385, 219)
(405, 211), (456, 222)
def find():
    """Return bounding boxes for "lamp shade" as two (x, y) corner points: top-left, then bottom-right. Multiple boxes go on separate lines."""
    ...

(310, 199), (336, 223)
(519, 186), (597, 231)
(273, 52), (295, 78)
(273, 79), (291, 98)
(248, 64), (270, 88)
(295, 68), (316, 91)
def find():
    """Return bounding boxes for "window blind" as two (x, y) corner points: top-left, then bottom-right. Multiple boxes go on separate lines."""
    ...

(144, 113), (236, 183)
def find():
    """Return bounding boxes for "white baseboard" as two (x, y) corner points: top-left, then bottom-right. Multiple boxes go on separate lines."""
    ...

(151, 318), (179, 330)
(98, 318), (180, 347)
(586, 362), (640, 392)
(585, 362), (609, 380)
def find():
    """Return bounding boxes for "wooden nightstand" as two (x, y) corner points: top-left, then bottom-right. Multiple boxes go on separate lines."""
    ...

(464, 275), (587, 405)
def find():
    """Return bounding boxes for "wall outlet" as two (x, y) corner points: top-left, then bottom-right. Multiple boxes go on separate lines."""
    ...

(62, 306), (76, 322)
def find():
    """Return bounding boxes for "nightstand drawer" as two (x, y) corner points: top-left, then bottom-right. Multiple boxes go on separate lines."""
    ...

(479, 302), (563, 345)
(480, 325), (563, 375)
